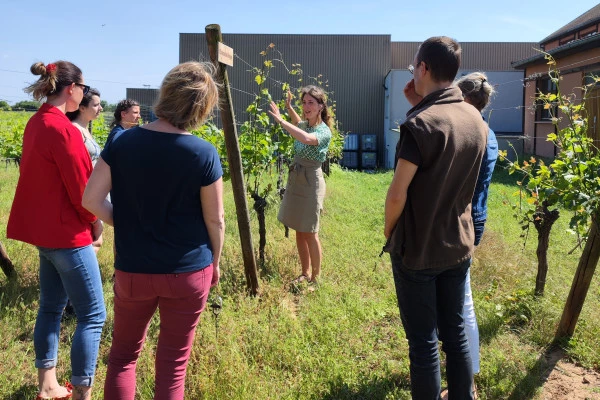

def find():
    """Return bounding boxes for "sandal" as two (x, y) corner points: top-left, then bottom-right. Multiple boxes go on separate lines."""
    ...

(291, 274), (309, 284)
(35, 382), (73, 400)
(440, 388), (448, 400)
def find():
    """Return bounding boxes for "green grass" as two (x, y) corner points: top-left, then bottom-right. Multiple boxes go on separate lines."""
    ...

(0, 163), (598, 399)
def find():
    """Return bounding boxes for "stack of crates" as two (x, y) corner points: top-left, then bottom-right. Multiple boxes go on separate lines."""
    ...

(340, 133), (358, 168)
(360, 134), (377, 169)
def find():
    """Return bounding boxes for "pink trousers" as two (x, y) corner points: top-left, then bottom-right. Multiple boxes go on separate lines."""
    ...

(103, 265), (213, 400)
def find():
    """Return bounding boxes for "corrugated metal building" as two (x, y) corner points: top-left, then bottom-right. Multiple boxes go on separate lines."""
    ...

(128, 34), (540, 168)
(180, 33), (391, 159)
(391, 42), (539, 71)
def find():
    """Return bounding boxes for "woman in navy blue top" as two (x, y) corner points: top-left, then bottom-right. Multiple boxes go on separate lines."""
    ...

(83, 61), (223, 400)
(104, 99), (140, 147)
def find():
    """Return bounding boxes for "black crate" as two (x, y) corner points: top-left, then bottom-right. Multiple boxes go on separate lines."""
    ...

(343, 134), (359, 151)
(341, 151), (358, 168)
(361, 134), (377, 151)
(361, 151), (377, 169)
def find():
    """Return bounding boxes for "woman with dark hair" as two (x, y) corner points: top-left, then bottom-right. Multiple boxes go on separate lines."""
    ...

(83, 61), (223, 400)
(66, 88), (103, 256)
(66, 88), (103, 167)
(7, 61), (106, 400)
(104, 99), (140, 146)
(268, 86), (332, 285)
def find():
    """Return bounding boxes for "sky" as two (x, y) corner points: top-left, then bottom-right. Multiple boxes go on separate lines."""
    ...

(1, 0), (599, 105)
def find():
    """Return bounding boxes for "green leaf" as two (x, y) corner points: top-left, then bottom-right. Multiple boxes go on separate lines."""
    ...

(255, 75), (265, 85)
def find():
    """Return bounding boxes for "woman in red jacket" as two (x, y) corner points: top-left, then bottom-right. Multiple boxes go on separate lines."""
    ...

(7, 61), (106, 400)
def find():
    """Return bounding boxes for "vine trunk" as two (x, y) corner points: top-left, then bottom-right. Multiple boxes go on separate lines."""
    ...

(533, 202), (560, 296)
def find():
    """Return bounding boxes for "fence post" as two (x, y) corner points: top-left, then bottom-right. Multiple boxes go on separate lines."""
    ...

(556, 216), (600, 338)
(205, 24), (259, 295)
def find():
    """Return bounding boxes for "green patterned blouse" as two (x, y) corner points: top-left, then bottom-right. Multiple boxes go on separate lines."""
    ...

(293, 121), (332, 162)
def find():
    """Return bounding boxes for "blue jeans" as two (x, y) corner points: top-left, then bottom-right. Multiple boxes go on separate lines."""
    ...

(391, 255), (473, 400)
(36, 245), (106, 387)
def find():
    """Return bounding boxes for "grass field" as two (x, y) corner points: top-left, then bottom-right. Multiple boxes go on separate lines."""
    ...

(0, 162), (598, 399)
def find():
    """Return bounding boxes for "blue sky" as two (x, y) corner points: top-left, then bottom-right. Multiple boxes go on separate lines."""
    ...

(1, 0), (598, 104)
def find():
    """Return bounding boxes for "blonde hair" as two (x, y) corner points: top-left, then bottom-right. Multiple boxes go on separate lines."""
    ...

(455, 72), (495, 112)
(301, 85), (332, 129)
(24, 61), (83, 101)
(154, 62), (219, 131)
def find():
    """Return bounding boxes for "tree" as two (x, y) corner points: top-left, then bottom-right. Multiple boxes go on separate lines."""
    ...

(499, 153), (561, 296)
(0, 101), (11, 111)
(502, 53), (600, 337)
(13, 100), (40, 111)
(101, 101), (116, 112)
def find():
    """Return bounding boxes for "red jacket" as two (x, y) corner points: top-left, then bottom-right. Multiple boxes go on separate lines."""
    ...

(7, 103), (97, 248)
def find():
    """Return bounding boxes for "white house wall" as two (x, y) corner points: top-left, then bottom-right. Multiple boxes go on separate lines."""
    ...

(384, 70), (526, 168)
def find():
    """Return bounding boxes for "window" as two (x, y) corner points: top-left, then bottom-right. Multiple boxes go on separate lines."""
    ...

(558, 33), (576, 46)
(536, 76), (558, 121)
(584, 70), (600, 87)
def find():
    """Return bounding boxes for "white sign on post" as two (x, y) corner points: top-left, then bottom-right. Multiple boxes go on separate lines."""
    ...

(218, 42), (234, 67)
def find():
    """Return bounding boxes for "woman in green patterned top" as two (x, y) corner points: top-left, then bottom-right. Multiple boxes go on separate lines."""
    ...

(269, 85), (332, 285)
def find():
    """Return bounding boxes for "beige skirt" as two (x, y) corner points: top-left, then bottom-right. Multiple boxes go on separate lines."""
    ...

(278, 157), (326, 233)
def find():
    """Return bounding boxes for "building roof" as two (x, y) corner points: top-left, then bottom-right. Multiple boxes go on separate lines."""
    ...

(391, 41), (539, 71)
(540, 4), (600, 44)
(511, 33), (600, 69)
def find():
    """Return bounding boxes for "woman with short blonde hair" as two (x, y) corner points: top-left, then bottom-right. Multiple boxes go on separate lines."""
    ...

(83, 61), (223, 400)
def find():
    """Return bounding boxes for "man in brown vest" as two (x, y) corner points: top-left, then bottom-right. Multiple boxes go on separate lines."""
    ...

(384, 36), (488, 399)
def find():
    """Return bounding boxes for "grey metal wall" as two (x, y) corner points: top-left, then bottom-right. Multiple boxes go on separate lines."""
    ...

(180, 33), (391, 158)
(391, 41), (540, 71)
(126, 35), (540, 168)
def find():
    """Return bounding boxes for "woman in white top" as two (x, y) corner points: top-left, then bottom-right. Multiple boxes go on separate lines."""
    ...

(66, 87), (103, 166)
(67, 88), (103, 253)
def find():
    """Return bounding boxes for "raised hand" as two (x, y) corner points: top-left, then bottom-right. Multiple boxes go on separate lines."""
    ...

(268, 101), (283, 123)
(403, 79), (423, 107)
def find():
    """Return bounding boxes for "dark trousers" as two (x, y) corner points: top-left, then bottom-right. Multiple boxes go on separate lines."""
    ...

(391, 256), (474, 400)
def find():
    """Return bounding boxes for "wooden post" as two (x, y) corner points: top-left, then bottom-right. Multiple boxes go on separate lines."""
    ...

(556, 216), (600, 337)
(205, 24), (259, 295)
(0, 240), (16, 279)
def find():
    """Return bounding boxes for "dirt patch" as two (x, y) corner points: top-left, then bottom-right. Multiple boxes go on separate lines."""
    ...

(540, 352), (600, 400)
